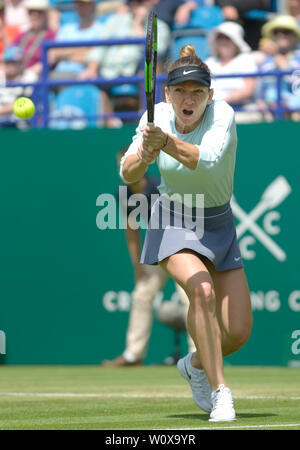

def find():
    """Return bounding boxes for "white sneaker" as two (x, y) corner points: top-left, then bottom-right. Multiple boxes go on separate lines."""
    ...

(209, 384), (236, 422)
(177, 352), (212, 413)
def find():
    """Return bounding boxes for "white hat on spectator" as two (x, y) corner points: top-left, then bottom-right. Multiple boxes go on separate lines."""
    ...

(210, 21), (251, 54)
(24, 0), (49, 10)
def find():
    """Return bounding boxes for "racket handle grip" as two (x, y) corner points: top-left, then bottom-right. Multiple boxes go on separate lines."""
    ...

(147, 122), (153, 152)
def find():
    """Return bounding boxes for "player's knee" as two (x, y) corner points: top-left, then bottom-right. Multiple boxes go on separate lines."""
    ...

(187, 281), (214, 309)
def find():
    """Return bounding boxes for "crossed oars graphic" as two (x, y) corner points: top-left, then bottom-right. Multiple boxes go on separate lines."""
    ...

(231, 176), (291, 262)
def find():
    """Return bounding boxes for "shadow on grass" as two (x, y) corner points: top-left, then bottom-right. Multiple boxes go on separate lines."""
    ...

(169, 413), (277, 421)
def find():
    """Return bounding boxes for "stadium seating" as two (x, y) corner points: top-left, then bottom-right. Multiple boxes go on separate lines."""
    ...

(109, 84), (139, 97)
(245, 0), (278, 20)
(169, 6), (224, 62)
(49, 84), (102, 129)
(52, 0), (113, 27)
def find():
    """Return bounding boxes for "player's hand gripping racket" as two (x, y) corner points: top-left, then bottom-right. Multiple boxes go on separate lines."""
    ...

(145, 10), (157, 152)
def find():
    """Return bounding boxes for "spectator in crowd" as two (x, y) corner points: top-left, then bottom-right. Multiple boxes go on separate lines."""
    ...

(96, 0), (125, 18)
(13, 0), (55, 80)
(174, 0), (215, 26)
(48, 0), (116, 33)
(48, 0), (76, 32)
(81, 0), (170, 79)
(287, 0), (300, 25)
(259, 14), (300, 120)
(79, 0), (170, 126)
(252, 35), (277, 67)
(0, 0), (21, 61)
(151, 0), (186, 29)
(206, 21), (258, 122)
(102, 147), (196, 367)
(214, 0), (271, 21)
(49, 0), (103, 79)
(124, 0), (185, 30)
(0, 45), (35, 123)
(215, 1), (273, 50)
(4, 0), (31, 32)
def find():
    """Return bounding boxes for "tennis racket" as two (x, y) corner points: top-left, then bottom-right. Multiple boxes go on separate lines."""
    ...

(145, 10), (157, 151)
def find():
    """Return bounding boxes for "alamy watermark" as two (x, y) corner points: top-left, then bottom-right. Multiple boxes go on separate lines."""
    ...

(96, 188), (204, 240)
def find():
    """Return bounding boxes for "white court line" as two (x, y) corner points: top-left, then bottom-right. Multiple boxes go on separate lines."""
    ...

(161, 423), (300, 430)
(0, 392), (299, 400)
(1, 393), (299, 430)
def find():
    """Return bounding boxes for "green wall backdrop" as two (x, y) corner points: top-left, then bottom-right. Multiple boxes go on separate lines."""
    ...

(0, 122), (299, 366)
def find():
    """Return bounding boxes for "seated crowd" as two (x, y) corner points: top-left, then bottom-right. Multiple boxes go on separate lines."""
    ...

(0, 0), (300, 126)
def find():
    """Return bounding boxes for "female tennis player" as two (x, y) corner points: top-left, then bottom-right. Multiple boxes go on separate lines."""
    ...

(119, 45), (253, 422)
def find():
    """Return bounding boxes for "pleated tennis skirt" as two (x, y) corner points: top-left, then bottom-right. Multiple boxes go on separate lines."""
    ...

(140, 196), (243, 272)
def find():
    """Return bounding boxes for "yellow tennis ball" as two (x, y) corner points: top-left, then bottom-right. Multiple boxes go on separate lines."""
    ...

(13, 97), (35, 119)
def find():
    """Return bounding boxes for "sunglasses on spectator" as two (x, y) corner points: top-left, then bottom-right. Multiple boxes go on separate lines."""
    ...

(273, 28), (295, 35)
(28, 9), (46, 14)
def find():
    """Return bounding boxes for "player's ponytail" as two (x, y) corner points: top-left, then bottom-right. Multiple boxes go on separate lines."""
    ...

(179, 45), (197, 59)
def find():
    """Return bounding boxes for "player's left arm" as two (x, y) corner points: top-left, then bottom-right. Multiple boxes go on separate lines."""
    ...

(196, 103), (236, 169)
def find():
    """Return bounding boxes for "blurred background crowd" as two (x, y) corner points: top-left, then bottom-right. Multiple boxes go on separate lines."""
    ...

(0, 0), (300, 127)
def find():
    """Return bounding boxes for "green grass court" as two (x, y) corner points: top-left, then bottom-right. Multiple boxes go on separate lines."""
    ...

(0, 365), (299, 430)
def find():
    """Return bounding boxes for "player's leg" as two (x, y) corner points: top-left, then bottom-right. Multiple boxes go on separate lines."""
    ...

(175, 283), (196, 353)
(187, 259), (252, 368)
(160, 250), (236, 421)
(159, 249), (225, 391)
(208, 261), (253, 357)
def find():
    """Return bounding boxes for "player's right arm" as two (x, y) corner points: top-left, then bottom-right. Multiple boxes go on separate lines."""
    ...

(120, 111), (159, 183)
(122, 146), (159, 183)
